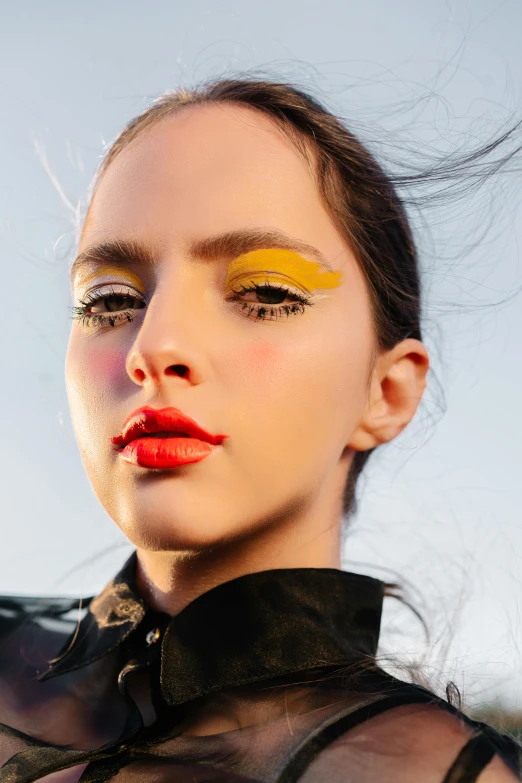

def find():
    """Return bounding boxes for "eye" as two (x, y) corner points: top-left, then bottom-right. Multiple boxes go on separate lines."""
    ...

(228, 281), (313, 321)
(71, 284), (146, 328)
(239, 284), (290, 305)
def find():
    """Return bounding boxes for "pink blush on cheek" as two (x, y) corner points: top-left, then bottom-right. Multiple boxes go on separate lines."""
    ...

(244, 339), (283, 377)
(89, 348), (128, 384)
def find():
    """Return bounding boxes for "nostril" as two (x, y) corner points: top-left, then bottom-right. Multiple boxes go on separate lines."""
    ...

(166, 364), (188, 378)
(134, 368), (146, 383)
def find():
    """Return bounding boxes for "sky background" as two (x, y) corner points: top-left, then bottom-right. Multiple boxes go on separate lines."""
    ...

(0, 0), (521, 709)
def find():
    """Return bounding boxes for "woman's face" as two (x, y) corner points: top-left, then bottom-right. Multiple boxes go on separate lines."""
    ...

(65, 104), (377, 552)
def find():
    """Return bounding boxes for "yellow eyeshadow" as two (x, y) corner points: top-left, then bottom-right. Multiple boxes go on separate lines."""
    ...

(76, 265), (145, 293)
(224, 249), (342, 294)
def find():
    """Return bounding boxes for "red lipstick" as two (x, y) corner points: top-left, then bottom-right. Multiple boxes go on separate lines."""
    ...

(112, 406), (228, 469)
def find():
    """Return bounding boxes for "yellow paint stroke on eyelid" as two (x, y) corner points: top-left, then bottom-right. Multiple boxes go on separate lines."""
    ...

(224, 249), (342, 293)
(76, 265), (145, 293)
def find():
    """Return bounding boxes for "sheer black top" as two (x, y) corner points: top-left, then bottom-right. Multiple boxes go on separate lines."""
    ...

(0, 552), (520, 782)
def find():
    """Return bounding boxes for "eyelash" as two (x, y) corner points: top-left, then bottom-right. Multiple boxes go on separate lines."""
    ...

(71, 281), (313, 328)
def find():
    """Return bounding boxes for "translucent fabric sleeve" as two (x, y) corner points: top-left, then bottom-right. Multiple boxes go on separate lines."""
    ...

(276, 700), (522, 783)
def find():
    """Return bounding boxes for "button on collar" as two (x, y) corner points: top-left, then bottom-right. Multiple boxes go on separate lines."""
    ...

(145, 628), (161, 647)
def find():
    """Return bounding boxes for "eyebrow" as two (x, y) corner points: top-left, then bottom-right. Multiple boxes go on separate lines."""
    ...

(70, 228), (335, 284)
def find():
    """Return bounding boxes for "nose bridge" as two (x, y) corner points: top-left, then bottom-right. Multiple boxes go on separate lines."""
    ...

(125, 271), (207, 386)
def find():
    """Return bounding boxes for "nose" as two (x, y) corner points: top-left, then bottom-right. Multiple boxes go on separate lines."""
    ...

(125, 288), (206, 389)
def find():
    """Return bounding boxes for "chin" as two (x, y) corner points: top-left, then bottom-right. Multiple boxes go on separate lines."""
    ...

(109, 480), (257, 554)
(93, 454), (314, 555)
(119, 514), (239, 554)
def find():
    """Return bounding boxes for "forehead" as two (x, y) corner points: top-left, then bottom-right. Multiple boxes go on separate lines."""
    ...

(81, 103), (342, 255)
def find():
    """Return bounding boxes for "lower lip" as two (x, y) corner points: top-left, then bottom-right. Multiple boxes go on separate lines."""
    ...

(118, 437), (217, 469)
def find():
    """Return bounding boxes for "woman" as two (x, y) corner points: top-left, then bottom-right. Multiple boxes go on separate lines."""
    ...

(0, 78), (520, 782)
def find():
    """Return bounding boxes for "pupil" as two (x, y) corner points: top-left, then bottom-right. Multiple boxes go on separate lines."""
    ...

(257, 286), (287, 305)
(106, 294), (131, 312)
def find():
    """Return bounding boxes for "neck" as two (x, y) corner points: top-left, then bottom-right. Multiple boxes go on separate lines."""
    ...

(135, 500), (343, 616)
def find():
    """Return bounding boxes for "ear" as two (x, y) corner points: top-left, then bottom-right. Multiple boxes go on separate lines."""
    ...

(347, 338), (430, 451)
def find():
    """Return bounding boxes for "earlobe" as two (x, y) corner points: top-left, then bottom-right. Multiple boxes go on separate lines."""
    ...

(347, 338), (430, 452)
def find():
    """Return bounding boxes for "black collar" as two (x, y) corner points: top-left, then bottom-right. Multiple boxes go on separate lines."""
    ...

(39, 552), (385, 706)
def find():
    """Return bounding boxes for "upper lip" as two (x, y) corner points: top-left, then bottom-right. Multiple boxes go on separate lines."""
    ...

(112, 406), (228, 449)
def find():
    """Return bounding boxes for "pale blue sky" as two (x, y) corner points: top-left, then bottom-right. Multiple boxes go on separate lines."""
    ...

(0, 0), (521, 708)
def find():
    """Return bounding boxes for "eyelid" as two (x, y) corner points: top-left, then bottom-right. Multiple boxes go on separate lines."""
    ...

(226, 270), (314, 296)
(74, 263), (146, 292)
(79, 281), (145, 300)
(225, 249), (342, 294)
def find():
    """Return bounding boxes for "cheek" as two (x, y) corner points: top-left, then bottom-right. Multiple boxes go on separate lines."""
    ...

(235, 338), (290, 428)
(238, 332), (338, 401)
(66, 339), (129, 454)
(66, 335), (128, 411)
(243, 338), (282, 378)
(88, 346), (128, 385)
(235, 318), (371, 441)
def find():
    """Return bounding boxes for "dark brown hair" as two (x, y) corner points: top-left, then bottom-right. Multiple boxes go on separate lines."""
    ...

(84, 77), (426, 519)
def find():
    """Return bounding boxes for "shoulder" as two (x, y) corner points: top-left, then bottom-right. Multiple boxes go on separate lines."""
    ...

(295, 698), (522, 783)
